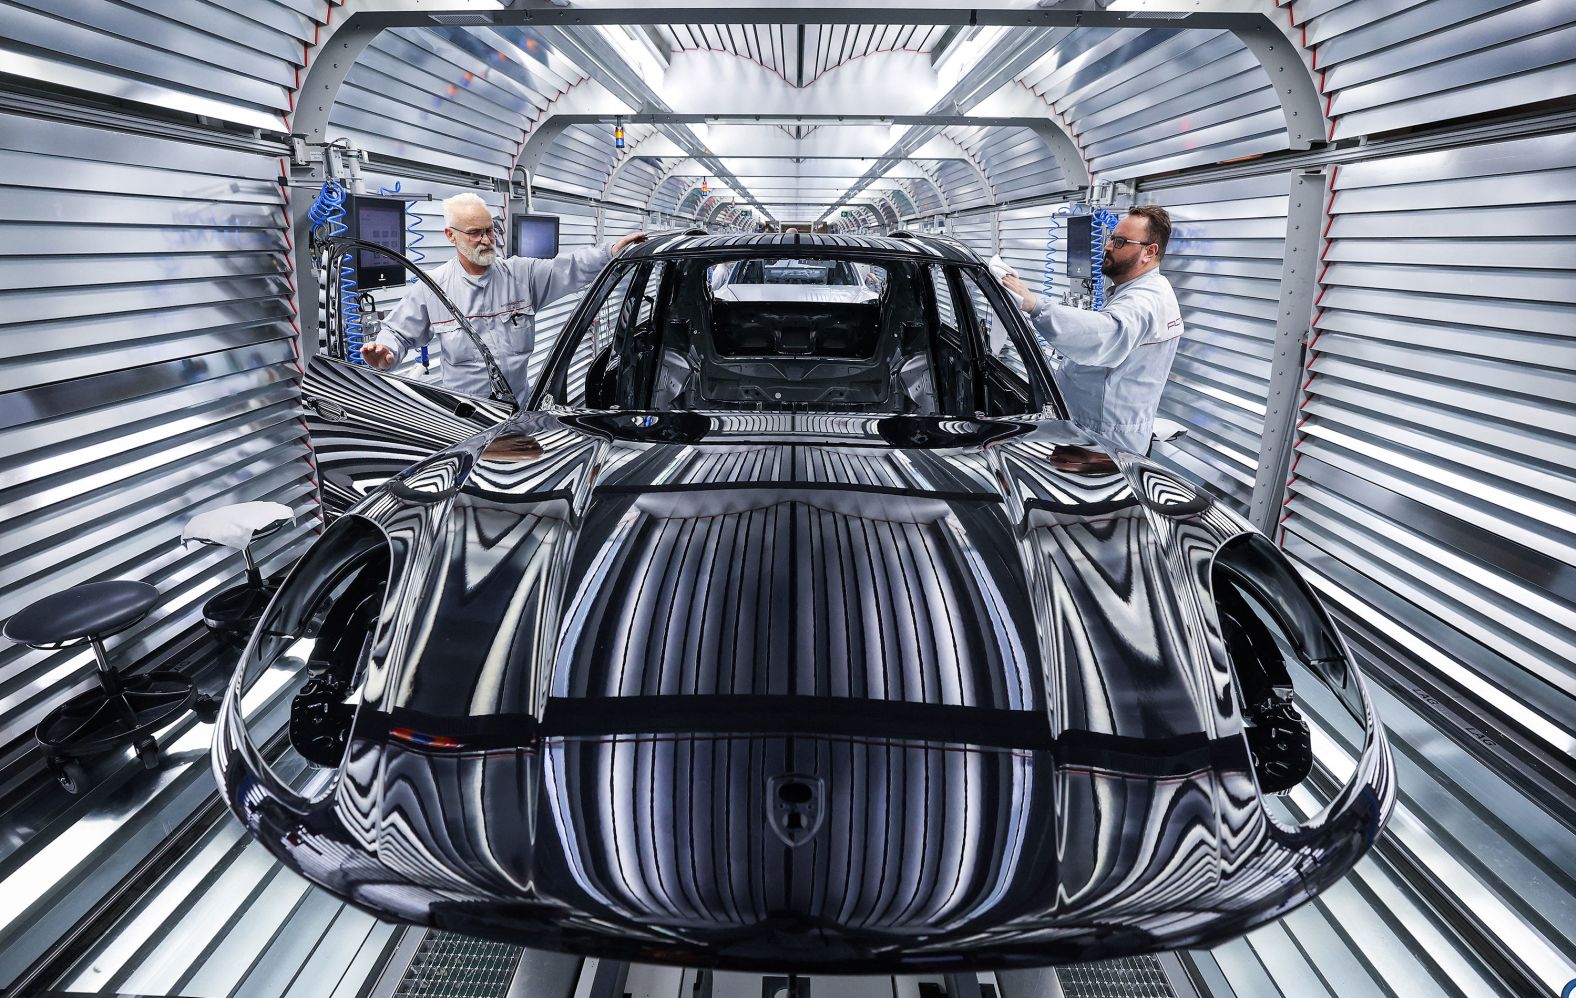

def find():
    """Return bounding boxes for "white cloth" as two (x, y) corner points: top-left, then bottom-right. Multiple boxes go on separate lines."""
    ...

(987, 255), (1018, 282)
(183, 501), (294, 551)
(375, 244), (614, 400)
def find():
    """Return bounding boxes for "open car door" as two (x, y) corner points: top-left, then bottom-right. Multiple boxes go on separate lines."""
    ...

(302, 233), (524, 519)
(302, 355), (512, 519)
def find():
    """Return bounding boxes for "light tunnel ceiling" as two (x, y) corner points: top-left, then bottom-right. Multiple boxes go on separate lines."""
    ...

(328, 13), (1301, 226)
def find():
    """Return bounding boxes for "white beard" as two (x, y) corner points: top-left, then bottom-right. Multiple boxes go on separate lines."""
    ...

(458, 243), (497, 268)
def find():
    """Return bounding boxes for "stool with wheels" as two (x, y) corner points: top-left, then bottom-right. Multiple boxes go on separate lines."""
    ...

(183, 501), (294, 649)
(3, 580), (217, 793)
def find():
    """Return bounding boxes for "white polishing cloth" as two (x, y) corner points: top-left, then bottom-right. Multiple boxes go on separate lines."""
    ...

(987, 254), (1019, 281)
(183, 501), (294, 551)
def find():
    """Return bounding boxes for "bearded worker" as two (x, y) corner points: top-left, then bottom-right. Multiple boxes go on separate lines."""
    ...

(999, 204), (1183, 454)
(361, 192), (645, 401)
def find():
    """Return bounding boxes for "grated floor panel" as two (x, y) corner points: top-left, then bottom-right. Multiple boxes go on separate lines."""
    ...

(1057, 956), (1176, 998)
(392, 931), (523, 998)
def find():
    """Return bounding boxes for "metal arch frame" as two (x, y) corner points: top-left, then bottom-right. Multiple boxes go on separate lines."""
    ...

(652, 168), (707, 218)
(932, 130), (997, 209)
(699, 195), (730, 227)
(676, 182), (710, 217)
(600, 127), (665, 207)
(286, 1), (1327, 343)
(648, 169), (696, 217)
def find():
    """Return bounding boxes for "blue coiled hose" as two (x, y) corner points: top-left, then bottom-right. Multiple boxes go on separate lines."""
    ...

(1091, 207), (1120, 311)
(308, 179), (364, 363)
(378, 181), (429, 366)
(1042, 204), (1070, 297)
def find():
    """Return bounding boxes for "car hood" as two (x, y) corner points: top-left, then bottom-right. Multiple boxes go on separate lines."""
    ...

(324, 410), (1322, 967)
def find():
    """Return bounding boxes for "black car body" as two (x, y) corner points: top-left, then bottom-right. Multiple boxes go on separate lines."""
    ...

(215, 233), (1393, 971)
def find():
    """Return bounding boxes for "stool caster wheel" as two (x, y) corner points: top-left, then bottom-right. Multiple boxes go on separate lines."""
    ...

(135, 736), (160, 771)
(48, 754), (86, 795)
(193, 695), (221, 724)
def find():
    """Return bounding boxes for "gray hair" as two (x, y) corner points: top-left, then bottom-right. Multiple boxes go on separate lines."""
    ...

(443, 192), (491, 229)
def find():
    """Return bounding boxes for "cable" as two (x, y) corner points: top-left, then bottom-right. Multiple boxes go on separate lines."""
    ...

(377, 180), (428, 368)
(308, 179), (364, 363)
(1090, 207), (1120, 311)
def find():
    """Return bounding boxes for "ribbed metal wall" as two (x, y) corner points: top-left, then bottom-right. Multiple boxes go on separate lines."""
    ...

(605, 142), (667, 208)
(948, 212), (996, 261)
(0, 108), (318, 751)
(1143, 172), (1291, 513)
(0, 0), (324, 132)
(1295, 0), (1576, 141)
(1280, 132), (1576, 767)
(536, 123), (617, 200)
(931, 159), (992, 212)
(330, 27), (528, 178)
(1020, 27), (1287, 180)
(950, 125), (1069, 204)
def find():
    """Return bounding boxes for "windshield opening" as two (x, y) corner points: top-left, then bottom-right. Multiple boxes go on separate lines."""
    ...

(543, 252), (1052, 419)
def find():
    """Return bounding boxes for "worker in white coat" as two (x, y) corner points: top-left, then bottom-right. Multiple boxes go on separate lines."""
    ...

(1000, 204), (1184, 454)
(361, 192), (646, 401)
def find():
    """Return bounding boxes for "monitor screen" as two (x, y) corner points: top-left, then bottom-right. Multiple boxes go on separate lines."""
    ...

(349, 195), (407, 289)
(1065, 214), (1093, 280)
(511, 213), (559, 258)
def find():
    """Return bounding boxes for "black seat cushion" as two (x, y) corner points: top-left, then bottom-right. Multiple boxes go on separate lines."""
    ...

(3, 580), (160, 647)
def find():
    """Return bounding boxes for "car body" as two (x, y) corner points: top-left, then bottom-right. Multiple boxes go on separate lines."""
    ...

(216, 232), (1393, 972)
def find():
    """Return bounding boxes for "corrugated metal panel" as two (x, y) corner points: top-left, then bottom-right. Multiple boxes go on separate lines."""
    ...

(650, 176), (696, 217)
(952, 125), (1069, 204)
(525, 193), (603, 388)
(331, 28), (531, 178)
(900, 177), (945, 217)
(948, 212), (996, 260)
(659, 23), (949, 88)
(599, 203), (644, 240)
(536, 123), (619, 200)
(1297, 0), (1576, 140)
(0, 109), (317, 749)
(932, 159), (992, 212)
(0, 0), (326, 131)
(1020, 27), (1287, 180)
(1281, 131), (1576, 762)
(605, 146), (667, 208)
(1145, 173), (1291, 513)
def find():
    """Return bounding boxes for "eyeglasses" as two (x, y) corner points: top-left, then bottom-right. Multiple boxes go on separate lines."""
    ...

(1105, 236), (1156, 250)
(450, 224), (498, 241)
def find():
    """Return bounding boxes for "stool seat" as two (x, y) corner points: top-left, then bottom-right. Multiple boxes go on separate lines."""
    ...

(182, 501), (293, 552)
(3, 580), (159, 648)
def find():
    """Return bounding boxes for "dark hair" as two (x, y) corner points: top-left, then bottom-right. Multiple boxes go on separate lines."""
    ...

(1128, 204), (1172, 258)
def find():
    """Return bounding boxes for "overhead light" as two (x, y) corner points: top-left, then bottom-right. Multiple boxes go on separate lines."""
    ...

(428, 13), (494, 25)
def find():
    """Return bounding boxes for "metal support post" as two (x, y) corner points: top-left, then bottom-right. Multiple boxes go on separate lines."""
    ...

(1249, 167), (1327, 533)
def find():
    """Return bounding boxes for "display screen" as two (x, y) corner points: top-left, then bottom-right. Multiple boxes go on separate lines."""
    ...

(350, 195), (407, 289)
(511, 213), (559, 258)
(1065, 214), (1093, 280)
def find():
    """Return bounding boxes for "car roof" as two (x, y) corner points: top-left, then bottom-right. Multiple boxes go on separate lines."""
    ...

(620, 230), (982, 265)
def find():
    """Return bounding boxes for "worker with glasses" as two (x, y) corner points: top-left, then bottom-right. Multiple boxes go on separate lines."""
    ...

(361, 192), (646, 401)
(999, 205), (1184, 455)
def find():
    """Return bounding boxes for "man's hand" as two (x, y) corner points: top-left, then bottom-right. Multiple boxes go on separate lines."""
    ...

(1000, 272), (1037, 314)
(360, 342), (396, 369)
(612, 231), (649, 256)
